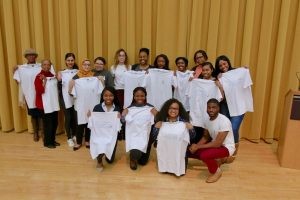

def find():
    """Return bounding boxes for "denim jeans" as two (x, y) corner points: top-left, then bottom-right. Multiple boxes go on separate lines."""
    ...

(230, 114), (245, 143)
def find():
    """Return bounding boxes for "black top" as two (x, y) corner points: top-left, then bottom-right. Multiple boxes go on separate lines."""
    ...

(93, 103), (120, 113)
(131, 64), (154, 71)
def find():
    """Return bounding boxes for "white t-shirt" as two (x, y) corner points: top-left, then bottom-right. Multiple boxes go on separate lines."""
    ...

(156, 121), (189, 176)
(204, 113), (235, 156)
(71, 77), (103, 124)
(219, 68), (254, 116)
(88, 112), (121, 160)
(110, 64), (131, 90)
(125, 105), (154, 153)
(13, 63), (55, 109)
(173, 70), (193, 111)
(145, 68), (174, 110)
(42, 77), (60, 114)
(123, 71), (147, 109)
(60, 69), (78, 109)
(188, 79), (222, 127)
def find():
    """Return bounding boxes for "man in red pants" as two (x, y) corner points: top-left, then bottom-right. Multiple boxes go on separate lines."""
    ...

(189, 98), (235, 183)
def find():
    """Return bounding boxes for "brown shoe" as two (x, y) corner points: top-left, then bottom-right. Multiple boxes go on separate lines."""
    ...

(33, 133), (39, 142)
(225, 156), (235, 163)
(206, 168), (222, 183)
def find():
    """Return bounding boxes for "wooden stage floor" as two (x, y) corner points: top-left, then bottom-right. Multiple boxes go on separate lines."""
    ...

(0, 132), (300, 200)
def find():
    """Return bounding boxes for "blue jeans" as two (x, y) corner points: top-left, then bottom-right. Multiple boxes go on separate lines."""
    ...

(230, 114), (245, 143)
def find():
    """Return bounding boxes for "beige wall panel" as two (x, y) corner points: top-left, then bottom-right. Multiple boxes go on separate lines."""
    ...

(187, 0), (205, 65)
(86, 0), (94, 61)
(150, 0), (158, 62)
(126, 0), (136, 64)
(101, 0), (109, 61)
(107, 0), (120, 66)
(31, 0), (45, 58)
(249, 0), (276, 141)
(75, 0), (88, 62)
(155, 0), (180, 66)
(119, 0), (127, 53)
(266, 0), (292, 139)
(274, 0), (299, 139)
(47, 1), (57, 63)
(233, 0), (246, 66)
(0, 0), (298, 141)
(218, 0), (240, 63)
(206, 0), (220, 61)
(14, 0), (30, 63)
(238, 0), (259, 140)
(2, 0), (27, 132)
(58, 0), (71, 69)
(287, 3), (300, 91)
(176, 0), (190, 63)
(92, 0), (103, 58)
(141, 0), (152, 56)
(69, 1), (78, 56)
(0, 25), (13, 131)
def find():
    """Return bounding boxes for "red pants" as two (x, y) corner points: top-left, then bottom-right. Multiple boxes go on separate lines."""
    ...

(190, 146), (229, 173)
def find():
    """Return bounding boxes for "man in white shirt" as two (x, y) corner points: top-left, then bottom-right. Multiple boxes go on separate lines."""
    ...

(13, 48), (43, 142)
(189, 98), (235, 183)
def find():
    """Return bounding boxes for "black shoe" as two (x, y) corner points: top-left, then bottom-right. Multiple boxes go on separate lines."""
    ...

(45, 145), (56, 149)
(130, 159), (137, 170)
(73, 144), (82, 151)
(54, 141), (60, 146)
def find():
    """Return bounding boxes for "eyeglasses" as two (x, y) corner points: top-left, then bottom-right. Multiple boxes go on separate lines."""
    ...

(196, 55), (204, 60)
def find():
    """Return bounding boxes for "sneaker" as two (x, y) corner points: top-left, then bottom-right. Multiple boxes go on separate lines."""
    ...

(67, 139), (75, 147)
(206, 168), (222, 183)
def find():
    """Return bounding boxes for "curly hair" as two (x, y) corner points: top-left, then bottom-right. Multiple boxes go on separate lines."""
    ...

(155, 98), (189, 122)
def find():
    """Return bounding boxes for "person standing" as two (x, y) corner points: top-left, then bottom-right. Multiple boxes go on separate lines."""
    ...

(110, 48), (131, 110)
(34, 59), (60, 148)
(93, 57), (114, 87)
(191, 50), (208, 79)
(57, 53), (78, 147)
(214, 55), (254, 158)
(13, 48), (55, 142)
(131, 48), (153, 71)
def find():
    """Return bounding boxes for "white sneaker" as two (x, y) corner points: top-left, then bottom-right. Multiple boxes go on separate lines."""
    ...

(67, 139), (75, 147)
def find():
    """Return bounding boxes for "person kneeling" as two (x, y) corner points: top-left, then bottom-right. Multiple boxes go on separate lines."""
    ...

(153, 98), (195, 176)
(189, 98), (235, 183)
(88, 87), (121, 172)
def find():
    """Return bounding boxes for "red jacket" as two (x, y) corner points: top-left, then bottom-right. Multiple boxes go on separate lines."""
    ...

(34, 70), (54, 110)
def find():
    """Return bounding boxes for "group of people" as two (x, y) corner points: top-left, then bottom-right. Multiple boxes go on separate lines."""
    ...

(13, 47), (253, 183)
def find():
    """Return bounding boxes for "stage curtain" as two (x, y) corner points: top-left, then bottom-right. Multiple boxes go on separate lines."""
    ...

(0, 0), (299, 143)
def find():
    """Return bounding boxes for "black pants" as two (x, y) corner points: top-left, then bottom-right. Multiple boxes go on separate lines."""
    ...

(64, 106), (77, 139)
(42, 111), (58, 146)
(105, 140), (118, 164)
(192, 126), (204, 144)
(76, 124), (90, 145)
(129, 134), (154, 165)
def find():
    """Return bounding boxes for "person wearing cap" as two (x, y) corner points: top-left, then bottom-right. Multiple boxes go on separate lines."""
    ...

(13, 48), (55, 142)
